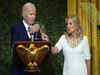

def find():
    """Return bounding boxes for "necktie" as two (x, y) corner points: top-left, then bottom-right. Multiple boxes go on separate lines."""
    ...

(28, 26), (34, 41)
(28, 26), (31, 32)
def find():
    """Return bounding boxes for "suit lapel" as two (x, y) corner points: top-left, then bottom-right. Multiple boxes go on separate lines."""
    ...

(20, 22), (30, 41)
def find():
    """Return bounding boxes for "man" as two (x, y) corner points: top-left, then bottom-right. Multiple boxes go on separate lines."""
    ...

(11, 2), (48, 75)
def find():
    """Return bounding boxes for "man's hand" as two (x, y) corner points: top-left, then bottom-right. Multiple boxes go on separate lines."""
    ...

(29, 25), (36, 34)
(29, 24), (40, 34)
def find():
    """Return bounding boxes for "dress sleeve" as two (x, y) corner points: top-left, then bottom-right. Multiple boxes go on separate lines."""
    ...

(83, 36), (91, 60)
(55, 35), (64, 53)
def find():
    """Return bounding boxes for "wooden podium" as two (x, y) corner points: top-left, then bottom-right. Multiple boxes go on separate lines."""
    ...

(15, 41), (51, 73)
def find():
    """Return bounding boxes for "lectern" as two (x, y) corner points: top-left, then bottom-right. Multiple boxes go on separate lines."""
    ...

(15, 41), (51, 73)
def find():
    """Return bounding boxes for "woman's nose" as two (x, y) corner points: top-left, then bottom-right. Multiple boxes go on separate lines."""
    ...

(67, 24), (70, 27)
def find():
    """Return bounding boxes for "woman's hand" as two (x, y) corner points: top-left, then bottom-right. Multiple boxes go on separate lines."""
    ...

(86, 60), (91, 75)
(51, 47), (58, 54)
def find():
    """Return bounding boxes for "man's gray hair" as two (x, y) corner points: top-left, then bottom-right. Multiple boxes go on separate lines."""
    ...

(22, 2), (36, 12)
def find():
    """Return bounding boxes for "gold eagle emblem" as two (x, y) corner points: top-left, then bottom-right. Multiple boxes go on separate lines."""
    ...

(16, 43), (49, 67)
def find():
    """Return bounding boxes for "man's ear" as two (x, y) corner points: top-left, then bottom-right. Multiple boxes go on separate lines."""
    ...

(22, 11), (25, 18)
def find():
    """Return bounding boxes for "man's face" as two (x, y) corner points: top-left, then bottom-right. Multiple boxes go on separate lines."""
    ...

(23, 7), (36, 25)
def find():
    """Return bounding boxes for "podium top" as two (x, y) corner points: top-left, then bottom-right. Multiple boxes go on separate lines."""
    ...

(15, 41), (51, 48)
(15, 40), (50, 43)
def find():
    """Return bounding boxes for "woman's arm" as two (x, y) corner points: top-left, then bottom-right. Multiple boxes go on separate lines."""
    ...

(51, 46), (58, 54)
(86, 60), (91, 75)
(51, 35), (64, 54)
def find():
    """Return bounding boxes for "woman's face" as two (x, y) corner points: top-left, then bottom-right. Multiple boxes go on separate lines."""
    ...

(66, 18), (77, 34)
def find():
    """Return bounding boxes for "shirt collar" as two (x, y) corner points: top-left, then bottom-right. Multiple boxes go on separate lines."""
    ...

(23, 20), (29, 31)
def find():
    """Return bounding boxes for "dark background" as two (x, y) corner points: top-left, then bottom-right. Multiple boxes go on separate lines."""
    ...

(0, 0), (66, 75)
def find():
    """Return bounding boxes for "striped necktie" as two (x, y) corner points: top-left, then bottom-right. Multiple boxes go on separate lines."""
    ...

(28, 26), (31, 32)
(28, 26), (34, 41)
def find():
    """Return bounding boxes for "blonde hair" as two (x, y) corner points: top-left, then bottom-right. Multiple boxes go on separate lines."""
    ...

(65, 15), (83, 37)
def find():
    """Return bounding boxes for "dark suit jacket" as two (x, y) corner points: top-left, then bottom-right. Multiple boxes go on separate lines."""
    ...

(11, 22), (42, 65)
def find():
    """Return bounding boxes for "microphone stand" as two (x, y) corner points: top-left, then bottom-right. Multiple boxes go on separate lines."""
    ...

(30, 24), (40, 41)
(31, 33), (34, 42)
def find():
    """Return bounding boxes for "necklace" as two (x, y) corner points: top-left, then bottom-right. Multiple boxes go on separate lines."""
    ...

(64, 32), (83, 48)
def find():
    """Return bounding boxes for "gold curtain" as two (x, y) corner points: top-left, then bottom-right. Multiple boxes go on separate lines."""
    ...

(67, 0), (100, 75)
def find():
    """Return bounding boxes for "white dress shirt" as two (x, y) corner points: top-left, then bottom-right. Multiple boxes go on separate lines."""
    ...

(23, 20), (31, 38)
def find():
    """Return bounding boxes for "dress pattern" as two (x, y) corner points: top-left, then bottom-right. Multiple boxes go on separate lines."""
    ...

(55, 35), (91, 75)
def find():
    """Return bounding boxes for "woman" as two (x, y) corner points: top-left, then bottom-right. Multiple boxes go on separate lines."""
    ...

(52, 16), (91, 75)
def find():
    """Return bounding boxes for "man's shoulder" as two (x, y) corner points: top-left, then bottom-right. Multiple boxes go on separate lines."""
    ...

(12, 22), (24, 31)
(12, 21), (23, 27)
